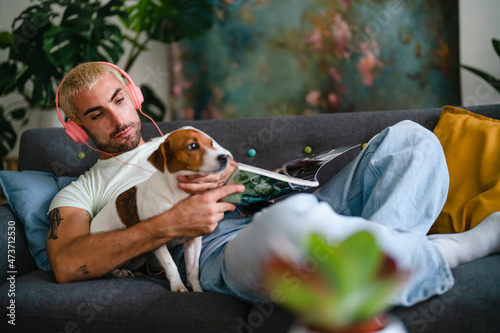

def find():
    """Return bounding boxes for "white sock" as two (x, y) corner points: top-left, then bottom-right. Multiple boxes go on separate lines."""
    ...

(428, 212), (500, 268)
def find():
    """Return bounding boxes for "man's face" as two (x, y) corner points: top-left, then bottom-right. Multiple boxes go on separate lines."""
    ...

(72, 74), (144, 155)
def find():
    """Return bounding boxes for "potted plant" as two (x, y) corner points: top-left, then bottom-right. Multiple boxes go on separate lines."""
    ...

(262, 231), (409, 333)
(0, 0), (219, 169)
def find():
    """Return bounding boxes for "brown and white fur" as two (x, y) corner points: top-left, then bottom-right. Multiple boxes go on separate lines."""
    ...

(90, 128), (229, 292)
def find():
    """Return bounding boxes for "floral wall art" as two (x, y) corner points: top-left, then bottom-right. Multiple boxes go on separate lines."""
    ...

(170, 0), (460, 120)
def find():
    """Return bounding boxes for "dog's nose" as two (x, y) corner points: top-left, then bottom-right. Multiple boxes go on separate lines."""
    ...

(218, 154), (228, 167)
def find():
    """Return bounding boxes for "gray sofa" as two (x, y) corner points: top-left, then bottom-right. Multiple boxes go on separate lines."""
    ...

(1, 104), (500, 333)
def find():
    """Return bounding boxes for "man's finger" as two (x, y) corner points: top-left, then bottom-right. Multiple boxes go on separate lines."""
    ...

(215, 202), (237, 214)
(208, 184), (245, 201)
(179, 182), (216, 191)
(178, 174), (219, 182)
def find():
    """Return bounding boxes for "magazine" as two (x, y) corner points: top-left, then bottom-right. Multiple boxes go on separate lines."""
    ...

(222, 144), (361, 205)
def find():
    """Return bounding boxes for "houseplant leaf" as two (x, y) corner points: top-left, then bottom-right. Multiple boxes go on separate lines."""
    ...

(8, 1), (60, 108)
(124, 0), (215, 43)
(10, 107), (29, 120)
(461, 65), (500, 94)
(139, 84), (167, 122)
(262, 255), (338, 328)
(461, 38), (500, 95)
(308, 232), (383, 299)
(0, 31), (12, 49)
(0, 106), (17, 169)
(8, 1), (56, 63)
(492, 38), (500, 58)
(43, 0), (125, 73)
(0, 62), (17, 95)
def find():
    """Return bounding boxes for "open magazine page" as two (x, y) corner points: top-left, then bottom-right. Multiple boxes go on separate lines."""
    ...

(278, 145), (361, 181)
(223, 164), (318, 205)
(222, 144), (361, 205)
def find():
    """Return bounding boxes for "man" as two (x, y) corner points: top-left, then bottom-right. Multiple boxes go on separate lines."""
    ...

(47, 62), (500, 306)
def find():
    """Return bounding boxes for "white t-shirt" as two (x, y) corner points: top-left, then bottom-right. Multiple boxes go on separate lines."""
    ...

(49, 127), (231, 218)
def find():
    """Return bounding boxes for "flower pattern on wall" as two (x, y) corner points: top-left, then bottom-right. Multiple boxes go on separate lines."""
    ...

(171, 0), (460, 120)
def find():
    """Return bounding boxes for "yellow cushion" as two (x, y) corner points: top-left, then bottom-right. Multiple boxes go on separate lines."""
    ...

(430, 106), (500, 234)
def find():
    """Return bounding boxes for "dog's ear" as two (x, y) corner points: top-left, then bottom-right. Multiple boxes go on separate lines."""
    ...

(148, 141), (170, 172)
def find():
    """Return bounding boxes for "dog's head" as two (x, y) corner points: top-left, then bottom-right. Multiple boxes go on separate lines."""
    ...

(148, 129), (228, 175)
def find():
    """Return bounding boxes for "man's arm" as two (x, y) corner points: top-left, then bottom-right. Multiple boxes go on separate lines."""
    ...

(46, 184), (245, 284)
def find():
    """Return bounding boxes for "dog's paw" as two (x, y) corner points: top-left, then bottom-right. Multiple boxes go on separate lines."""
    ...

(188, 280), (203, 292)
(192, 285), (203, 292)
(170, 281), (189, 292)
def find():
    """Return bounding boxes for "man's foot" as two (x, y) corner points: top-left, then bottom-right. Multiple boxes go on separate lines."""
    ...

(428, 212), (500, 268)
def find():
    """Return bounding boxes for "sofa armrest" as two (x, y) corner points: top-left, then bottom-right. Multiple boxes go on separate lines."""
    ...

(0, 204), (37, 282)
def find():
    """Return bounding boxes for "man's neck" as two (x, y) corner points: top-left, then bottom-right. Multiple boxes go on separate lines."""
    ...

(98, 137), (146, 160)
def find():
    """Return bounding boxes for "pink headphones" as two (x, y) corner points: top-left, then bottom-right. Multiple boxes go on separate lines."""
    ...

(55, 62), (144, 143)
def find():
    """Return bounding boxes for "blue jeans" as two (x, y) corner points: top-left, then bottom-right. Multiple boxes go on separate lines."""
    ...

(197, 120), (453, 306)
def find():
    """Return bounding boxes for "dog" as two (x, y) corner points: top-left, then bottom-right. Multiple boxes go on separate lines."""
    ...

(90, 128), (229, 292)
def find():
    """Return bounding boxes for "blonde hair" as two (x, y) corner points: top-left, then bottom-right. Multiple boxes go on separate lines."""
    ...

(58, 62), (126, 124)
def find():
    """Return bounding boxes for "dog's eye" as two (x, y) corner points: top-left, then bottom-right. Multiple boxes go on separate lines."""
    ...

(187, 143), (199, 151)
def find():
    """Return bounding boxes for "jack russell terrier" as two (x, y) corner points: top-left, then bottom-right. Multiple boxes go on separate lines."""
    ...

(90, 128), (229, 292)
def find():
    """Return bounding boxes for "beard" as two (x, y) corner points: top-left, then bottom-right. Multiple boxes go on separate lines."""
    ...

(90, 120), (142, 154)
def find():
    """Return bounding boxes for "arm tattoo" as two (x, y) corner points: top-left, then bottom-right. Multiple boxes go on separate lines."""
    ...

(79, 264), (90, 275)
(48, 208), (64, 240)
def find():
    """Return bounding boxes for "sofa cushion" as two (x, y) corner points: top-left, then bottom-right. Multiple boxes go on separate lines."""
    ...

(0, 270), (252, 333)
(0, 171), (77, 270)
(0, 205), (37, 281)
(430, 106), (500, 234)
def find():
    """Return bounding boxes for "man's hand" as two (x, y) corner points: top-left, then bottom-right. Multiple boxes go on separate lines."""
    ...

(177, 158), (238, 195)
(162, 184), (245, 238)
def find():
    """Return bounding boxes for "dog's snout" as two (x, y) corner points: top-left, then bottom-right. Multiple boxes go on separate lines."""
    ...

(218, 154), (228, 165)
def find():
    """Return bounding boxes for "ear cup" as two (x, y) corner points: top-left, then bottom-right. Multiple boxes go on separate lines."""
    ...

(55, 78), (90, 143)
(126, 83), (144, 111)
(65, 120), (89, 143)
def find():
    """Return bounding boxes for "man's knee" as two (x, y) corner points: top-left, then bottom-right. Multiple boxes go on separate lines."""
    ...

(379, 120), (445, 161)
(391, 120), (433, 141)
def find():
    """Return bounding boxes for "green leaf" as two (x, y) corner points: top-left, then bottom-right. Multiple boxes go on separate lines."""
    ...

(0, 106), (18, 167)
(6, 1), (61, 107)
(308, 232), (383, 299)
(9, 1), (55, 62)
(10, 107), (29, 120)
(0, 62), (17, 95)
(44, 0), (125, 71)
(0, 31), (13, 49)
(492, 38), (500, 58)
(339, 231), (383, 286)
(124, 0), (216, 44)
(307, 233), (343, 290)
(124, 0), (160, 33)
(140, 84), (167, 122)
(266, 264), (338, 328)
(461, 64), (500, 94)
(351, 277), (402, 322)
